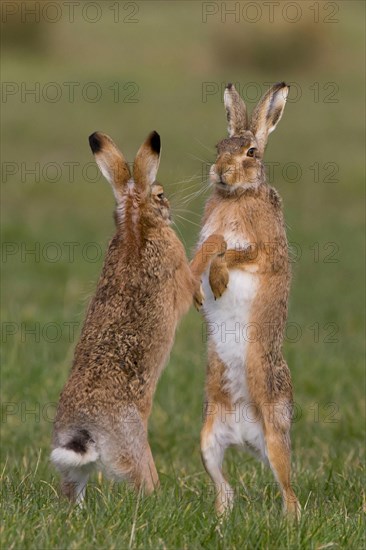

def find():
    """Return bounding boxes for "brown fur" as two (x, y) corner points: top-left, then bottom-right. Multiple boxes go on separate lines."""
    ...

(51, 131), (225, 503)
(198, 83), (300, 518)
(224, 83), (249, 137)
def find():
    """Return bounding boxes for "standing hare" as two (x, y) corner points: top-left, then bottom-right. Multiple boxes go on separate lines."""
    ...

(51, 130), (225, 504)
(197, 82), (300, 518)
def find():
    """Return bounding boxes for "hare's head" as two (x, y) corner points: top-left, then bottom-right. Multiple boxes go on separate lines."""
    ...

(211, 82), (289, 193)
(89, 130), (171, 225)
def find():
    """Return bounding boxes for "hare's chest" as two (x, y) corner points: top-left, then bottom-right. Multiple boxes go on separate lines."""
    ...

(200, 221), (259, 401)
(202, 269), (258, 370)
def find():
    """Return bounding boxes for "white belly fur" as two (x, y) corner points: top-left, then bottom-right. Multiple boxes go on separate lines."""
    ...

(200, 225), (266, 459)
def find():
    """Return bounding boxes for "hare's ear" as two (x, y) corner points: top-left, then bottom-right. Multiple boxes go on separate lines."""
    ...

(250, 82), (289, 155)
(89, 132), (131, 203)
(133, 131), (161, 195)
(224, 83), (248, 137)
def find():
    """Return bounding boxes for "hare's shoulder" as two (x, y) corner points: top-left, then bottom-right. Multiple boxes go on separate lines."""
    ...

(150, 227), (186, 260)
(241, 184), (282, 210)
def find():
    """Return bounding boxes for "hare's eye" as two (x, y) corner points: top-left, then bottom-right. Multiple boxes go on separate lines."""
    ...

(247, 148), (256, 157)
(157, 193), (165, 200)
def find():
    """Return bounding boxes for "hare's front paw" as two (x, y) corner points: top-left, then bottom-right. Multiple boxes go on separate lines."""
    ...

(209, 259), (229, 300)
(193, 283), (205, 311)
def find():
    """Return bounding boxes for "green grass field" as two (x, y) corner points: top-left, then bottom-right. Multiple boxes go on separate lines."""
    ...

(1, 2), (365, 548)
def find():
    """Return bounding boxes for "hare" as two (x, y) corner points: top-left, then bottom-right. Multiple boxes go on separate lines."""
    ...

(51, 130), (225, 504)
(196, 82), (300, 518)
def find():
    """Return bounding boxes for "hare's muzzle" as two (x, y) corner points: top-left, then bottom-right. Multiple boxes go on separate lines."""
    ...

(210, 155), (236, 188)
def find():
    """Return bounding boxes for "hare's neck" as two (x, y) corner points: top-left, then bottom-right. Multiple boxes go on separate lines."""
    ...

(214, 180), (267, 200)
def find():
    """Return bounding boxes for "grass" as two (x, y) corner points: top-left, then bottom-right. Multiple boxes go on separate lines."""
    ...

(1, 2), (365, 548)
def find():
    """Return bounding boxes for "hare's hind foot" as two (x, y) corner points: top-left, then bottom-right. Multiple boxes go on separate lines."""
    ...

(283, 490), (301, 521)
(215, 483), (234, 516)
(60, 468), (91, 505)
(130, 443), (160, 495)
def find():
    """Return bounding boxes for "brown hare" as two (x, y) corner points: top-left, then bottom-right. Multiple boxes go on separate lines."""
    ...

(51, 130), (225, 504)
(196, 82), (300, 518)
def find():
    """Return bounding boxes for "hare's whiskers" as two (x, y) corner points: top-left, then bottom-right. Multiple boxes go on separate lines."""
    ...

(169, 180), (204, 200)
(194, 137), (215, 155)
(179, 182), (211, 206)
(175, 214), (201, 228)
(172, 220), (187, 248)
(169, 172), (203, 187)
(174, 208), (201, 218)
(187, 152), (212, 166)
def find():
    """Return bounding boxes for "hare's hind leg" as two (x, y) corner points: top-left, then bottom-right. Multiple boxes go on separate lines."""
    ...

(142, 443), (159, 493)
(201, 350), (235, 515)
(100, 413), (159, 495)
(131, 442), (159, 494)
(103, 441), (159, 495)
(201, 405), (233, 515)
(262, 402), (301, 519)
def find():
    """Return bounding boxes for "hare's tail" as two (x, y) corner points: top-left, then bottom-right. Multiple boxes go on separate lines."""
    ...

(51, 428), (99, 470)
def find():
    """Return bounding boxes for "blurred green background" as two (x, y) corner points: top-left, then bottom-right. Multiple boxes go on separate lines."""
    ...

(1, 1), (365, 548)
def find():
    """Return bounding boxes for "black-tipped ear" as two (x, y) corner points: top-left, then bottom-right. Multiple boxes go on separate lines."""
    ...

(250, 82), (289, 154)
(149, 131), (161, 155)
(88, 131), (131, 203)
(224, 83), (248, 137)
(133, 131), (162, 194)
(89, 132), (102, 154)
